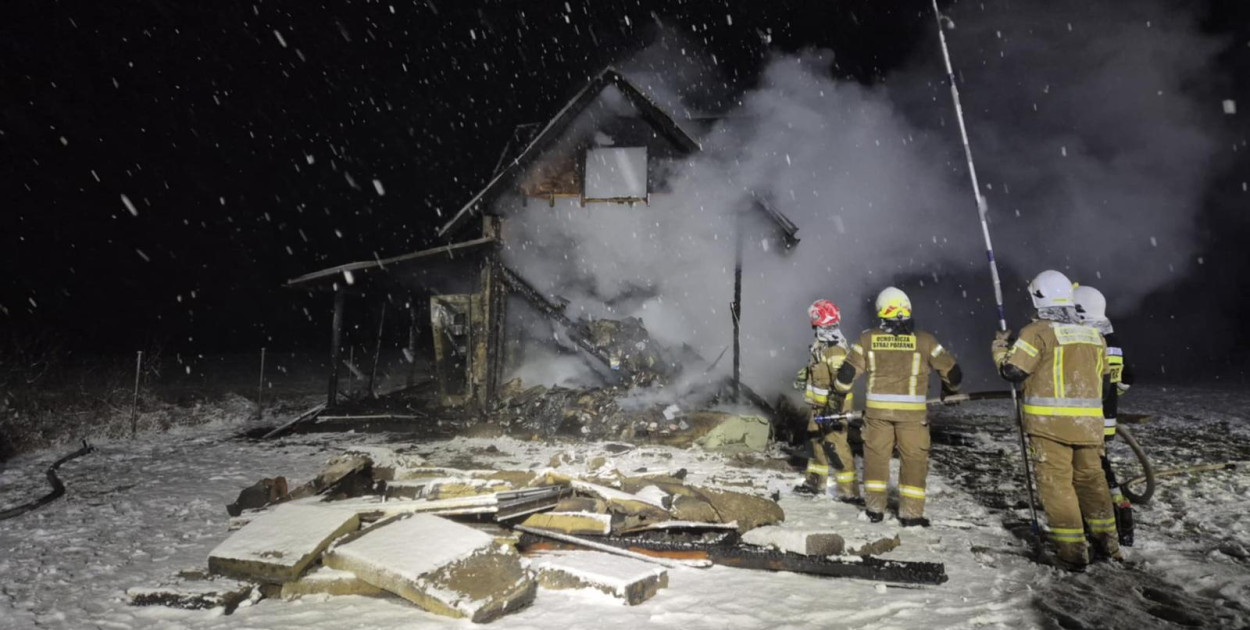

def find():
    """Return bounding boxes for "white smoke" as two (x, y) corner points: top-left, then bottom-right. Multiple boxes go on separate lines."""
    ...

(499, 0), (1224, 395)
(902, 0), (1224, 316)
(501, 53), (977, 396)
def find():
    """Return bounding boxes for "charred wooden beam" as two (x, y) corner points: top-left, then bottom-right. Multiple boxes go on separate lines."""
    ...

(368, 302), (386, 398)
(498, 266), (626, 380)
(516, 533), (947, 585)
(733, 205), (744, 403)
(328, 287), (346, 407)
(286, 236), (496, 290)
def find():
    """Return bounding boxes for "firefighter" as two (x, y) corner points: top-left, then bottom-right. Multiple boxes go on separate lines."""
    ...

(1075, 284), (1136, 547)
(832, 287), (961, 526)
(793, 299), (862, 503)
(992, 270), (1121, 570)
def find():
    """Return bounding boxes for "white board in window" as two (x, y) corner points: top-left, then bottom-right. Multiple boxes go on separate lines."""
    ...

(583, 147), (647, 201)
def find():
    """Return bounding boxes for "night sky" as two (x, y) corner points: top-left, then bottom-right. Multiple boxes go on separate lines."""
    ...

(3, 1), (1249, 374)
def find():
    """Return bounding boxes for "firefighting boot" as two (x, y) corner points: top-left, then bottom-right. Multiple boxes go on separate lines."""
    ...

(1053, 542), (1090, 572)
(899, 516), (931, 528)
(864, 510), (885, 523)
(793, 473), (824, 496)
(1091, 533), (1124, 563)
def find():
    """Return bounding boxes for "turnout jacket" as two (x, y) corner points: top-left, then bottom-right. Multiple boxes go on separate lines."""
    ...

(804, 341), (853, 413)
(997, 319), (1112, 446)
(834, 327), (960, 422)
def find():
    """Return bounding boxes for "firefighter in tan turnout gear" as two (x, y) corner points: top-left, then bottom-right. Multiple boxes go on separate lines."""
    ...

(793, 300), (862, 503)
(1075, 284), (1136, 547)
(832, 287), (961, 526)
(992, 270), (1121, 570)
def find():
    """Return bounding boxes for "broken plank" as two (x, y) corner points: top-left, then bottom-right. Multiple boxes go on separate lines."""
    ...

(617, 520), (739, 534)
(515, 525), (710, 569)
(261, 403), (326, 439)
(322, 494), (500, 520)
(520, 512), (612, 536)
(708, 545), (947, 586)
(317, 414), (424, 422)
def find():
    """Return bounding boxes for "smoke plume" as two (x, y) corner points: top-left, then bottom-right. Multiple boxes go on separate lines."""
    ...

(499, 0), (1225, 397)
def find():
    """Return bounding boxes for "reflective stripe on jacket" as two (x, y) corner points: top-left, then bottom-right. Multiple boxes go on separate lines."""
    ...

(805, 341), (850, 411)
(838, 328), (958, 421)
(1004, 320), (1108, 445)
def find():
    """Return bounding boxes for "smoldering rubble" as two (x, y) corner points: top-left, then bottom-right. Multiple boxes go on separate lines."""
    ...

(127, 445), (943, 623)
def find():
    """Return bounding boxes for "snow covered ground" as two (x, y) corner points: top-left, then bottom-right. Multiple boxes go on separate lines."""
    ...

(0, 386), (1247, 629)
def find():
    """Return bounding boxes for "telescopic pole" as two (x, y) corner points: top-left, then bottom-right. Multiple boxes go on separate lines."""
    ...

(930, 0), (1042, 538)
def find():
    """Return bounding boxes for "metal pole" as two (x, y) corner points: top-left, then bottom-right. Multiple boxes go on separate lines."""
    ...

(930, 0), (1041, 538)
(130, 350), (142, 438)
(257, 347), (266, 419)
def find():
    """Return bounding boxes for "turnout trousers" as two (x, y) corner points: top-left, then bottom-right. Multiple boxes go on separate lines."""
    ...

(862, 414), (929, 518)
(1030, 435), (1120, 564)
(805, 411), (860, 499)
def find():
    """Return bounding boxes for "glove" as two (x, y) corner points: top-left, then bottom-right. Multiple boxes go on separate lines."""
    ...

(991, 329), (1014, 364)
(940, 383), (961, 405)
(992, 329), (1013, 347)
(793, 367), (809, 391)
(1116, 382), (1131, 396)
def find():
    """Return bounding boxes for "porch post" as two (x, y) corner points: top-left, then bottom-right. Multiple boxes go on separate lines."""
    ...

(328, 286), (345, 407)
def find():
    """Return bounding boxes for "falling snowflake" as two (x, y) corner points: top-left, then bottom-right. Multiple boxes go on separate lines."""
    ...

(121, 194), (139, 216)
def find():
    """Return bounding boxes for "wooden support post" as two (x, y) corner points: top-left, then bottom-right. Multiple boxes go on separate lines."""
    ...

(369, 301), (386, 397)
(328, 287), (345, 407)
(479, 216), (505, 407)
(257, 347), (266, 419)
(130, 350), (143, 438)
(732, 208), (744, 403)
(406, 295), (420, 387)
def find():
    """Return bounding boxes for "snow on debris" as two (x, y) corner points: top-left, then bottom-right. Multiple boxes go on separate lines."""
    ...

(532, 549), (667, 595)
(208, 503), (359, 581)
(329, 514), (493, 584)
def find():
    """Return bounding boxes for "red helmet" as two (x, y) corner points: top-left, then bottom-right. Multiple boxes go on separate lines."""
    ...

(808, 299), (841, 327)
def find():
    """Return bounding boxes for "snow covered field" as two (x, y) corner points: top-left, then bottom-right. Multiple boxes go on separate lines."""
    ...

(1, 386), (1247, 629)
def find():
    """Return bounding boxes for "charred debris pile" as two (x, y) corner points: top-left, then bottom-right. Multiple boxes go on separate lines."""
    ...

(128, 447), (947, 622)
(292, 311), (800, 447)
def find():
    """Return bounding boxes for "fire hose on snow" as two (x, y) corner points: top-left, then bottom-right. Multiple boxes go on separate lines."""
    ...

(1115, 425), (1156, 505)
(0, 440), (94, 521)
(1126, 461), (1240, 489)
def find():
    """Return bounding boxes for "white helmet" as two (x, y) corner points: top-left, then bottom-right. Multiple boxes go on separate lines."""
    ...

(1074, 285), (1107, 323)
(875, 287), (912, 319)
(1027, 270), (1075, 309)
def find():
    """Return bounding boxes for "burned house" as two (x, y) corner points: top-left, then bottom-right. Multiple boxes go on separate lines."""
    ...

(287, 67), (799, 419)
